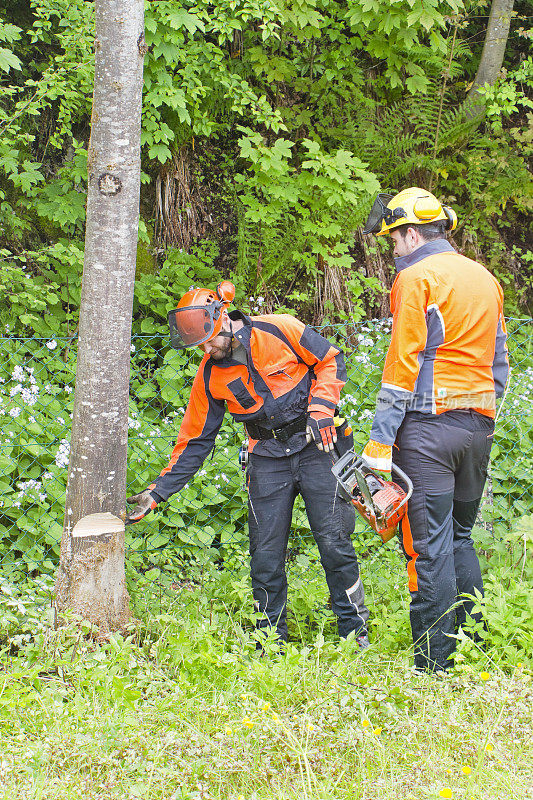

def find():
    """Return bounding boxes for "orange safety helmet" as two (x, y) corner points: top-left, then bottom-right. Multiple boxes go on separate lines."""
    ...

(168, 281), (236, 349)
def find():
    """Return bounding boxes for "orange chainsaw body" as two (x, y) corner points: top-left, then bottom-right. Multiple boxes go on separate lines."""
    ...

(351, 476), (407, 542)
(331, 451), (413, 543)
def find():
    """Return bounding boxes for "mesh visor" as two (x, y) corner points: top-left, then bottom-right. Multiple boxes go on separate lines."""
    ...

(363, 193), (394, 234)
(168, 305), (216, 349)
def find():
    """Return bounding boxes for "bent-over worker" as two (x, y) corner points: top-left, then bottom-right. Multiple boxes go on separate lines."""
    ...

(127, 282), (370, 647)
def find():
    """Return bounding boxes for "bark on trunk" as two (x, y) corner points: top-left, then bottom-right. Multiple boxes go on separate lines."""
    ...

(466, 0), (514, 115)
(55, 0), (145, 630)
(55, 513), (131, 632)
(355, 228), (392, 319)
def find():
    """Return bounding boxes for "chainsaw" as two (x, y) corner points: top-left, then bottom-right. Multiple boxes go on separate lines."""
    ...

(331, 449), (413, 543)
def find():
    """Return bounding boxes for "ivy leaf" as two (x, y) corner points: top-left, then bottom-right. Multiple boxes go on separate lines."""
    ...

(406, 74), (428, 94)
(148, 143), (172, 163)
(167, 9), (205, 35)
(16, 161), (44, 192)
(0, 47), (21, 73)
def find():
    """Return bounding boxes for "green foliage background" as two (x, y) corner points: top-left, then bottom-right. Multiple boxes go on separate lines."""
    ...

(0, 0), (531, 321)
(0, 0), (531, 678)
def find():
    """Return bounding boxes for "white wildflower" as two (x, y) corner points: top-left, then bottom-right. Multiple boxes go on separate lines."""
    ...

(46, 340), (58, 350)
(21, 388), (37, 405)
(55, 439), (70, 468)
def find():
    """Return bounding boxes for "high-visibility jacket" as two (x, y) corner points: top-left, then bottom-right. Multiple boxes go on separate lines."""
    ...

(152, 311), (347, 500)
(370, 239), (509, 446)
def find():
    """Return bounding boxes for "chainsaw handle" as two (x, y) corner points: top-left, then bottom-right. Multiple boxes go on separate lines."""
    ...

(390, 463), (413, 510)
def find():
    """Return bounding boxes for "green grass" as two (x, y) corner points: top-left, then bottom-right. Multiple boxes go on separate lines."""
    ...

(0, 562), (532, 800)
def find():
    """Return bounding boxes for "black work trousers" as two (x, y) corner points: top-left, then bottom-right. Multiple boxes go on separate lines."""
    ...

(247, 442), (369, 641)
(394, 410), (494, 672)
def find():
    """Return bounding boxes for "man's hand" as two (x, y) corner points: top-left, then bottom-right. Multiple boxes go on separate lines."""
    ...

(306, 412), (337, 452)
(361, 440), (392, 473)
(126, 490), (159, 524)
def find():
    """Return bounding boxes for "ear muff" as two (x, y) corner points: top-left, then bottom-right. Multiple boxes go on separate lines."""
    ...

(413, 195), (442, 221)
(442, 206), (457, 231)
(216, 281), (235, 305)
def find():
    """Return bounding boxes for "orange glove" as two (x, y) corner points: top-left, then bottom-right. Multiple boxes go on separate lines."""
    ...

(306, 411), (337, 452)
(126, 488), (159, 524)
(361, 440), (392, 473)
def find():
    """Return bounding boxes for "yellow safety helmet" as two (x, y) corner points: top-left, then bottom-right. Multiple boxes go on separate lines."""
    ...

(363, 187), (458, 236)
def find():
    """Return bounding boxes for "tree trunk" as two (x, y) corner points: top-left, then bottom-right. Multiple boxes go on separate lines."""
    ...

(55, 513), (130, 633)
(466, 0), (514, 115)
(354, 228), (392, 319)
(55, 0), (145, 630)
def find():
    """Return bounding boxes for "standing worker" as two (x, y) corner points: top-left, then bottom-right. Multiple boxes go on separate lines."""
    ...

(362, 188), (508, 672)
(127, 282), (369, 647)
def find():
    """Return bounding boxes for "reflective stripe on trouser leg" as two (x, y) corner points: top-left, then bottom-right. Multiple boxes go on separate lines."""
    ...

(345, 577), (368, 634)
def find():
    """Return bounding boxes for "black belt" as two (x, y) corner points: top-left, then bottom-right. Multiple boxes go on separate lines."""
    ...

(245, 413), (307, 443)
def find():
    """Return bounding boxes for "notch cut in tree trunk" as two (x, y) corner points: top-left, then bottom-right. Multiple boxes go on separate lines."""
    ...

(55, 513), (131, 633)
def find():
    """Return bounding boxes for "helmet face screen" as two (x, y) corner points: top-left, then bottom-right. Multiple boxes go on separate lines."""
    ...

(168, 306), (216, 349)
(363, 193), (394, 234)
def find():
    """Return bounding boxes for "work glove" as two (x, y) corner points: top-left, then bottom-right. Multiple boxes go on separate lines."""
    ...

(306, 411), (337, 453)
(126, 489), (159, 524)
(361, 439), (392, 473)
(333, 415), (354, 458)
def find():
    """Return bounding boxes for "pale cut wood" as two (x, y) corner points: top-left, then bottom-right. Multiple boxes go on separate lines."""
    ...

(73, 512), (125, 537)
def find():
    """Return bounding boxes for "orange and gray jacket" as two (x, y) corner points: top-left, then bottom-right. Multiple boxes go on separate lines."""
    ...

(371, 239), (509, 447)
(152, 312), (347, 500)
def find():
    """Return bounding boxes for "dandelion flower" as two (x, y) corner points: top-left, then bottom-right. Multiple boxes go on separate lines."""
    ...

(461, 766), (471, 775)
(361, 719), (370, 728)
(485, 743), (494, 752)
(373, 727), (382, 736)
(242, 717), (254, 729)
(306, 723), (314, 731)
(225, 726), (233, 735)
(262, 702), (271, 711)
(480, 671), (490, 681)
(240, 694), (246, 700)
(438, 789), (453, 799)
(271, 713), (280, 723)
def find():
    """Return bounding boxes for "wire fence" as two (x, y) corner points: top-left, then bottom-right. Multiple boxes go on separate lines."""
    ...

(1, 318), (532, 615)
